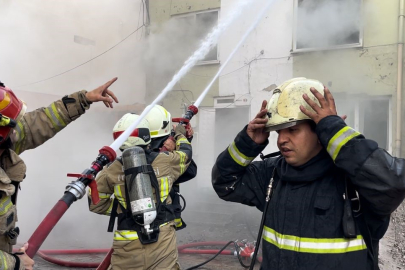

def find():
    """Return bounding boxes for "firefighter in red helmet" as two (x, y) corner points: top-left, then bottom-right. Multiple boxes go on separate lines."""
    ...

(0, 78), (119, 270)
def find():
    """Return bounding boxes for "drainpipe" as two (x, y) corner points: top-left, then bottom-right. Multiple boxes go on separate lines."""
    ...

(396, 0), (405, 157)
(145, 0), (150, 26)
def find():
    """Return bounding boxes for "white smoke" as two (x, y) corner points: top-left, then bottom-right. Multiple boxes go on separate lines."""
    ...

(296, 0), (362, 49)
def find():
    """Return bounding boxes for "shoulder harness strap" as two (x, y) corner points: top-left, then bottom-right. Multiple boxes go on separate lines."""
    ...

(345, 179), (378, 269)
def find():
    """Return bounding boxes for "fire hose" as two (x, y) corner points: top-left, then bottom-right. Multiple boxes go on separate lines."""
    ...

(22, 104), (198, 267)
(25, 146), (116, 258)
(23, 0), (275, 263)
(32, 241), (261, 268)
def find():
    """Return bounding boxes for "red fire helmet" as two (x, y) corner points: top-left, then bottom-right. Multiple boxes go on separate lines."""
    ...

(0, 83), (26, 143)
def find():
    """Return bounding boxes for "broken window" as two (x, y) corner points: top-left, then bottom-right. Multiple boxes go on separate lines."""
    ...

(174, 10), (219, 63)
(293, 0), (362, 51)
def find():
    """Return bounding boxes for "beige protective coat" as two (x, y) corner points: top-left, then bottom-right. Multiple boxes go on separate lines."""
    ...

(0, 91), (90, 269)
(89, 134), (191, 270)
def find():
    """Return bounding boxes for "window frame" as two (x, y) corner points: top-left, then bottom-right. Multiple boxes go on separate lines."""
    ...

(173, 9), (220, 65)
(336, 94), (392, 154)
(292, 0), (364, 53)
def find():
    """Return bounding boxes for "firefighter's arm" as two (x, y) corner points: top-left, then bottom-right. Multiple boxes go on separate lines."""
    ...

(0, 251), (19, 270)
(176, 159), (197, 184)
(301, 87), (405, 216)
(173, 125), (192, 157)
(212, 126), (274, 212)
(162, 125), (193, 177)
(175, 124), (197, 184)
(13, 90), (90, 154)
(171, 128), (193, 178)
(88, 167), (115, 216)
(13, 78), (118, 155)
(316, 115), (405, 216)
(0, 248), (32, 270)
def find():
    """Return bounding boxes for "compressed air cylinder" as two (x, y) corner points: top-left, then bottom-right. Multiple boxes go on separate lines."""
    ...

(122, 146), (157, 226)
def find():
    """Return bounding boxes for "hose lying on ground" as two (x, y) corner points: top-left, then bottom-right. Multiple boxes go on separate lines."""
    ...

(34, 241), (262, 269)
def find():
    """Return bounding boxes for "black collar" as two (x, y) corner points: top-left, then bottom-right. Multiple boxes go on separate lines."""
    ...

(276, 149), (334, 183)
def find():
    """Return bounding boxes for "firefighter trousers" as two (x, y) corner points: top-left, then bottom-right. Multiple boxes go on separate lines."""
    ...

(111, 223), (180, 270)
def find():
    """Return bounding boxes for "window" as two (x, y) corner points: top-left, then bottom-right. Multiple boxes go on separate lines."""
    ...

(335, 94), (392, 153)
(293, 0), (362, 52)
(174, 10), (219, 63)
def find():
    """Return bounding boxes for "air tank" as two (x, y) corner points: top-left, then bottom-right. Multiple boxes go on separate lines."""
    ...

(122, 146), (157, 227)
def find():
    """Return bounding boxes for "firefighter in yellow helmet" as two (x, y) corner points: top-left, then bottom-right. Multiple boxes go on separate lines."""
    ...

(0, 78), (119, 270)
(88, 108), (194, 270)
(213, 77), (405, 270)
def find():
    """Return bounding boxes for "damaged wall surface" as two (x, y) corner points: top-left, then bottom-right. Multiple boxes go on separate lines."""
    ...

(293, 0), (400, 155)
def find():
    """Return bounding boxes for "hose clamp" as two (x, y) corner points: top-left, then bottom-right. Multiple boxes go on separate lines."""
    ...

(65, 181), (86, 200)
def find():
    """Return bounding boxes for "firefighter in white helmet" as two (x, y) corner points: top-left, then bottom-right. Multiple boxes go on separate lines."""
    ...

(88, 109), (194, 270)
(145, 104), (196, 230)
(0, 78), (118, 270)
(213, 77), (405, 270)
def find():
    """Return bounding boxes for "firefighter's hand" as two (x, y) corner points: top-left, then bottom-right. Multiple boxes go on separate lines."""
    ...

(247, 100), (270, 144)
(86, 77), (119, 108)
(187, 125), (194, 138)
(300, 86), (345, 124)
(174, 124), (187, 136)
(16, 243), (34, 270)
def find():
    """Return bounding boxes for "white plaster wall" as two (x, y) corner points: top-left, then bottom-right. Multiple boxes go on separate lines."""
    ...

(194, 107), (216, 188)
(0, 0), (147, 249)
(219, 0), (294, 154)
(0, 0), (146, 106)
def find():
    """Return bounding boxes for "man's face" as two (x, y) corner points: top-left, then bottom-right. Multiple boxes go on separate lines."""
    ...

(276, 122), (322, 167)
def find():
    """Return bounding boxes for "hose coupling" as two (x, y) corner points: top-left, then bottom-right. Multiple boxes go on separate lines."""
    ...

(65, 181), (86, 200)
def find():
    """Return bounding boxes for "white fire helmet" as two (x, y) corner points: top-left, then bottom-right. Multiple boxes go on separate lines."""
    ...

(145, 105), (172, 138)
(265, 77), (325, 132)
(113, 113), (151, 150)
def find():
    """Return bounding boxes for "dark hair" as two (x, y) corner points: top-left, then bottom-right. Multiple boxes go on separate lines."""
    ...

(307, 120), (317, 133)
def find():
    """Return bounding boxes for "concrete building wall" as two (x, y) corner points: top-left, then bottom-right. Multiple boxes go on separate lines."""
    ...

(0, 0), (148, 248)
(293, 0), (400, 155)
(147, 0), (221, 188)
(0, 0), (146, 106)
(219, 0), (294, 154)
(147, 0), (220, 118)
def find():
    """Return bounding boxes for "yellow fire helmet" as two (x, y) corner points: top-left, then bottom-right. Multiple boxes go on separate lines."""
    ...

(265, 77), (325, 132)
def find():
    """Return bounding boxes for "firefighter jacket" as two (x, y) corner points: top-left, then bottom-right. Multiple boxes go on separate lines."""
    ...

(212, 115), (405, 270)
(88, 133), (192, 244)
(170, 158), (197, 230)
(0, 91), (91, 270)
